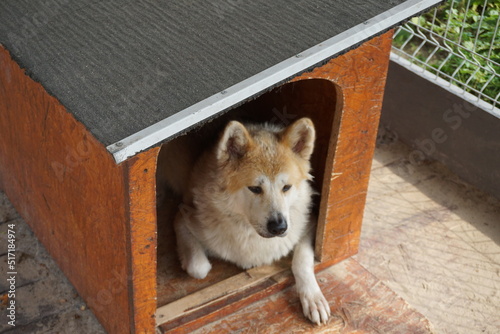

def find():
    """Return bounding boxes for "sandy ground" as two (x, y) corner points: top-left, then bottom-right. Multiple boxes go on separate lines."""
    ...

(0, 138), (499, 333)
(355, 139), (500, 334)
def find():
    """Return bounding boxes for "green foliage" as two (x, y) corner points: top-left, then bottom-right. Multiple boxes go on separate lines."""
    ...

(393, 0), (500, 103)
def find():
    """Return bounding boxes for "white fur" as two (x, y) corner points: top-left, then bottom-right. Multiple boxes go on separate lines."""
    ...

(171, 118), (330, 324)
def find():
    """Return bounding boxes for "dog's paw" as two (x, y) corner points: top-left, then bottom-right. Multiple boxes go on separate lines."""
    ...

(183, 253), (212, 279)
(299, 289), (331, 325)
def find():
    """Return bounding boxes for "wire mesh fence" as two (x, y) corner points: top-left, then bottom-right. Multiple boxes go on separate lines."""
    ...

(392, 0), (500, 113)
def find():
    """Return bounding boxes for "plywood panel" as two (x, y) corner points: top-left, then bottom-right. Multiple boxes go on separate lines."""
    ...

(292, 31), (395, 263)
(126, 148), (161, 333)
(0, 46), (131, 334)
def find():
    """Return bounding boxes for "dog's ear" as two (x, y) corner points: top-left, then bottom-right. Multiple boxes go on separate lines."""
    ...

(217, 121), (252, 161)
(282, 118), (315, 160)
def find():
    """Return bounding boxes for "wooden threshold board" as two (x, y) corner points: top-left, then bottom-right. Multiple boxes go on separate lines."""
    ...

(156, 260), (293, 331)
(157, 258), (434, 334)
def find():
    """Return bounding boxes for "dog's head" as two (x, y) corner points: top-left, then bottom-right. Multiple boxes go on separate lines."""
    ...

(216, 118), (315, 238)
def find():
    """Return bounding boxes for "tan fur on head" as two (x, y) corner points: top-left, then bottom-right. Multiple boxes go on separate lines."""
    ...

(216, 121), (253, 162)
(281, 117), (315, 161)
(215, 118), (315, 194)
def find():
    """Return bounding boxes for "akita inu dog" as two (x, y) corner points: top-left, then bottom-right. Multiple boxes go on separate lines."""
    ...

(161, 117), (330, 325)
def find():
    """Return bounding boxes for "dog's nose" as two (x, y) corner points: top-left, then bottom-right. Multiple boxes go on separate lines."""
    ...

(267, 214), (287, 236)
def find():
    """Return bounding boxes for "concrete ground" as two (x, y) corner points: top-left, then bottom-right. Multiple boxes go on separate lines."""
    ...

(1, 138), (499, 333)
(356, 137), (500, 334)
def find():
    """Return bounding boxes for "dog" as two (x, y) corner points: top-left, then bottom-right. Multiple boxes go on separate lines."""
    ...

(160, 117), (330, 325)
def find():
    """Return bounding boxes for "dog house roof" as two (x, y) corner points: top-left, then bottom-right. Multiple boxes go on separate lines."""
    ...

(0, 0), (441, 163)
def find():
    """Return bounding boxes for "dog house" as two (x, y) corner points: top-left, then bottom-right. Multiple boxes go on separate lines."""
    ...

(0, 1), (441, 333)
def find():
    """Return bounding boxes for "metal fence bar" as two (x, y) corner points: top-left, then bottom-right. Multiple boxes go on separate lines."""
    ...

(392, 0), (500, 114)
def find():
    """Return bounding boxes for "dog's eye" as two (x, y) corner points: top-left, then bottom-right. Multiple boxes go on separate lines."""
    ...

(282, 185), (292, 192)
(248, 186), (263, 194)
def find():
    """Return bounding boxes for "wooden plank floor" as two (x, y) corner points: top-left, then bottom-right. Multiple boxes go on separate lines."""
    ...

(183, 258), (434, 334)
(1, 138), (499, 333)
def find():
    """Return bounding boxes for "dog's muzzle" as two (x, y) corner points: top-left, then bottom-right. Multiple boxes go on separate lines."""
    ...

(266, 213), (288, 237)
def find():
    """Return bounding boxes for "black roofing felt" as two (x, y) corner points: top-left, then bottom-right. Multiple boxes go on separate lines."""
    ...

(1, 0), (413, 147)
